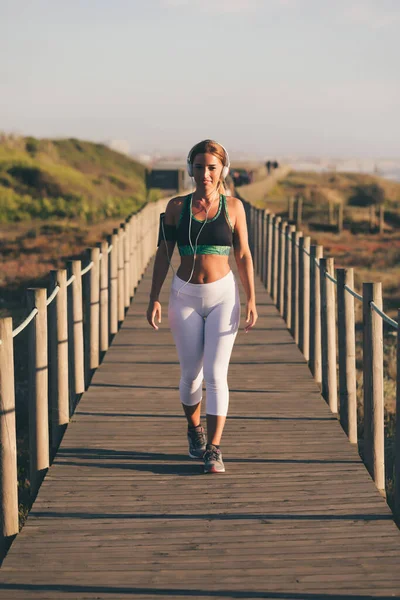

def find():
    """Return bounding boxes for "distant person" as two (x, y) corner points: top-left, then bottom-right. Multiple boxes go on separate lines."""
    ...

(147, 139), (258, 473)
(266, 160), (271, 174)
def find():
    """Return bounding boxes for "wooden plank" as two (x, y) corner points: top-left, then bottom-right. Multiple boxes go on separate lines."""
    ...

(1, 256), (399, 599)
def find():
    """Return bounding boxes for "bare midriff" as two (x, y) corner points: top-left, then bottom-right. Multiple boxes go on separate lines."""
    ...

(177, 255), (231, 284)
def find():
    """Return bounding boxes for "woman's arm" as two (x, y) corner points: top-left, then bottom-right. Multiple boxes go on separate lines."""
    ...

(147, 199), (177, 330)
(231, 198), (258, 332)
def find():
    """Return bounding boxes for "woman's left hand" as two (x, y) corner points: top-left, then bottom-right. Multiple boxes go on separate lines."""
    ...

(245, 299), (258, 333)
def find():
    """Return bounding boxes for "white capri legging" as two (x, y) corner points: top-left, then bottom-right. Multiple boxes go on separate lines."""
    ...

(168, 270), (240, 416)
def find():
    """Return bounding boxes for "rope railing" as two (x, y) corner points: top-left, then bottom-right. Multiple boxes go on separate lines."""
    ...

(371, 301), (398, 329)
(325, 272), (337, 285)
(1, 284), (64, 346)
(80, 261), (94, 276)
(12, 308), (39, 339)
(0, 195), (171, 541)
(275, 215), (397, 327)
(246, 199), (400, 513)
(1, 264), (95, 344)
(46, 285), (60, 306)
(344, 284), (363, 303)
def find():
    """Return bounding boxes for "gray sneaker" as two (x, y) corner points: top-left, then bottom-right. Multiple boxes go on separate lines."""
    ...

(187, 425), (206, 459)
(203, 444), (225, 474)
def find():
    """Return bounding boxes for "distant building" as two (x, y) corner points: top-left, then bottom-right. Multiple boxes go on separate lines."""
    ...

(146, 167), (186, 193)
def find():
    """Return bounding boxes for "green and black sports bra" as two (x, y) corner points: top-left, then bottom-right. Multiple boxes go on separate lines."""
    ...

(175, 193), (234, 256)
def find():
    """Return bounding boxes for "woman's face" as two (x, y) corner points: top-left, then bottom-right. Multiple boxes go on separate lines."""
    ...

(192, 152), (223, 192)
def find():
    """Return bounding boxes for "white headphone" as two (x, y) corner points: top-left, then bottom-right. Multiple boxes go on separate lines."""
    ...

(187, 139), (230, 180)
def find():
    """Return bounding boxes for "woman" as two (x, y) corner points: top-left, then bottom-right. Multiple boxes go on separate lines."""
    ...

(146, 139), (257, 473)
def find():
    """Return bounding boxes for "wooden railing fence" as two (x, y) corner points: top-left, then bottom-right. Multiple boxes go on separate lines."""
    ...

(243, 200), (400, 516)
(0, 197), (168, 542)
(1, 191), (398, 544)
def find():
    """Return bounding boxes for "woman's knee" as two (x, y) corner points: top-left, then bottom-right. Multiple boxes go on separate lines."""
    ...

(203, 367), (228, 390)
(181, 364), (202, 384)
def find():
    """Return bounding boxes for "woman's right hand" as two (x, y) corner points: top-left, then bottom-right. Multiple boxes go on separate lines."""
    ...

(147, 300), (162, 330)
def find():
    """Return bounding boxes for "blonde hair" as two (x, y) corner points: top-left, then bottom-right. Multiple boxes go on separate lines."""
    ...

(188, 139), (228, 195)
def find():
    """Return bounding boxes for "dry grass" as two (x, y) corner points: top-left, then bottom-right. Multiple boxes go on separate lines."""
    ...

(0, 218), (126, 318)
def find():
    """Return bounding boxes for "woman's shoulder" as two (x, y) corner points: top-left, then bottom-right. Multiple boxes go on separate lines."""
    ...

(165, 194), (189, 223)
(225, 195), (244, 213)
(166, 194), (188, 211)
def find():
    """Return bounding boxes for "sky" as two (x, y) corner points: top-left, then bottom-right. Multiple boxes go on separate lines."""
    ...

(0, 0), (399, 159)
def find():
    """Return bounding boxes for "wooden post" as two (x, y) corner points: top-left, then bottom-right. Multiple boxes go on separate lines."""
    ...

(395, 309), (400, 516)
(148, 204), (153, 265)
(253, 207), (258, 274)
(26, 288), (49, 495)
(254, 206), (258, 272)
(98, 241), (109, 353)
(136, 212), (142, 280)
(290, 231), (303, 343)
(84, 247), (100, 387)
(133, 214), (140, 290)
(309, 245), (323, 386)
(122, 223), (131, 308)
(117, 227), (125, 323)
(337, 203), (344, 234)
(259, 208), (263, 282)
(141, 208), (147, 271)
(284, 225), (295, 327)
(296, 196), (303, 229)
(271, 216), (281, 303)
(328, 201), (334, 225)
(337, 268), (357, 443)
(299, 236), (310, 361)
(320, 258), (338, 413)
(288, 196), (295, 221)
(362, 282), (385, 493)
(67, 260), (85, 402)
(379, 205), (384, 234)
(244, 203), (250, 254)
(154, 202), (159, 250)
(256, 208), (264, 277)
(129, 215), (137, 295)
(261, 210), (269, 287)
(266, 212), (273, 295)
(136, 210), (142, 285)
(109, 232), (118, 336)
(0, 318), (19, 538)
(258, 208), (263, 279)
(49, 270), (69, 452)
(277, 220), (287, 315)
(369, 204), (376, 232)
(247, 205), (253, 258)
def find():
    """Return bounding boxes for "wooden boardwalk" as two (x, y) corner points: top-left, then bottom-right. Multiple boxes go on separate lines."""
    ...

(1, 259), (400, 599)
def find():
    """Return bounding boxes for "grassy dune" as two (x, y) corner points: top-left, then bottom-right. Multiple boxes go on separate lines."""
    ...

(0, 133), (163, 313)
(0, 134), (151, 223)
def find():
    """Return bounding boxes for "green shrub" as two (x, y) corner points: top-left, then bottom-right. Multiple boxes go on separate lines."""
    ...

(349, 183), (385, 207)
(25, 137), (39, 156)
